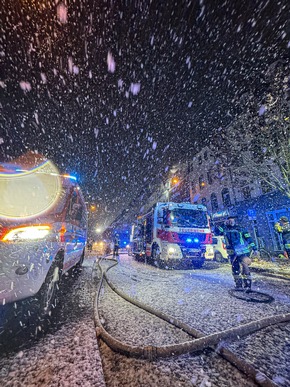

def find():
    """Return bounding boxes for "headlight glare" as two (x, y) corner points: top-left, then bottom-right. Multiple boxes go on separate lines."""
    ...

(2, 225), (51, 241)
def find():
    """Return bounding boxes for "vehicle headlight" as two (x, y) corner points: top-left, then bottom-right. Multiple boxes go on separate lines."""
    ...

(168, 247), (176, 253)
(2, 225), (51, 241)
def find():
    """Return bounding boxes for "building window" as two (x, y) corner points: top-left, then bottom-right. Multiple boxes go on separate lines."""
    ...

(221, 188), (231, 207)
(207, 169), (213, 185)
(242, 186), (251, 200)
(204, 151), (208, 160)
(199, 175), (205, 190)
(198, 156), (202, 165)
(211, 193), (219, 212)
(201, 197), (207, 206)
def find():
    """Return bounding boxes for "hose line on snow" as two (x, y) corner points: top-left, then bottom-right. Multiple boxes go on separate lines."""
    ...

(94, 257), (288, 387)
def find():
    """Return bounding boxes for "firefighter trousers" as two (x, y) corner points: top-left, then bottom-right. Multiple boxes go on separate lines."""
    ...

(230, 254), (252, 289)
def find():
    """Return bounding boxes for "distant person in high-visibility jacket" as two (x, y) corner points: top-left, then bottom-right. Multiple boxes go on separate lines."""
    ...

(274, 216), (290, 259)
(216, 216), (259, 290)
(113, 234), (120, 258)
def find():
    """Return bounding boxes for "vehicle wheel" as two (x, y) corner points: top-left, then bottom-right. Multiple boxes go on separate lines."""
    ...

(76, 249), (85, 268)
(192, 259), (205, 269)
(151, 244), (162, 267)
(39, 256), (63, 315)
(214, 252), (224, 262)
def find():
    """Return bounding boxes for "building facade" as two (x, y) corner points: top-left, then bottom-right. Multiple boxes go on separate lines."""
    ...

(170, 146), (290, 251)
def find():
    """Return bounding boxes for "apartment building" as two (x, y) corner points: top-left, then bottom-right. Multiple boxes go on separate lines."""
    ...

(170, 146), (290, 251)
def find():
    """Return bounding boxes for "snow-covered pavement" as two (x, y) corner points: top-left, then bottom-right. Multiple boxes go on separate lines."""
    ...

(0, 254), (289, 387)
(0, 258), (106, 387)
(97, 254), (290, 386)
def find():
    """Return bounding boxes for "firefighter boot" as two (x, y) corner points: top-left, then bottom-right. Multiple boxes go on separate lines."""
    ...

(243, 278), (252, 292)
(234, 277), (243, 289)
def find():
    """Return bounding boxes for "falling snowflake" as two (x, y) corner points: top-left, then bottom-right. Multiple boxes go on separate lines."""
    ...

(57, 3), (68, 24)
(258, 105), (266, 116)
(107, 51), (116, 73)
(40, 73), (47, 83)
(19, 81), (31, 92)
(130, 83), (141, 95)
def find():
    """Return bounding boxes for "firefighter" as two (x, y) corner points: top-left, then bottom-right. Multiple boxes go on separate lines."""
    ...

(113, 233), (120, 258)
(274, 216), (290, 259)
(216, 216), (259, 290)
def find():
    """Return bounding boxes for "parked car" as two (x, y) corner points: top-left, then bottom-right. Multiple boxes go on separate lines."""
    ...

(0, 158), (87, 315)
(92, 240), (111, 255)
(212, 235), (228, 262)
(205, 244), (214, 260)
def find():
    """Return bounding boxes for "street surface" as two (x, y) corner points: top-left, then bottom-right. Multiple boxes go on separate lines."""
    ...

(0, 253), (290, 386)
(0, 257), (105, 387)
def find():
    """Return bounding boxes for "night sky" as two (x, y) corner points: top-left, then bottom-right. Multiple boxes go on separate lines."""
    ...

(1, 0), (289, 229)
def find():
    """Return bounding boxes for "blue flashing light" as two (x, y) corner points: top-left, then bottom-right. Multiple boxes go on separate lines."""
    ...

(194, 238), (199, 243)
(186, 238), (192, 243)
(123, 241), (127, 245)
(63, 174), (77, 181)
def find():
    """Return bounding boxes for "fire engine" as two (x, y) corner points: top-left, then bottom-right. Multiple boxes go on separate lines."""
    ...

(130, 202), (212, 268)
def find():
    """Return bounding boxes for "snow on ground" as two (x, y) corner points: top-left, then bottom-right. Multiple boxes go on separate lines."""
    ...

(99, 340), (256, 387)
(0, 318), (105, 387)
(0, 258), (106, 387)
(103, 256), (290, 335)
(1, 255), (289, 387)
(97, 255), (290, 386)
(228, 322), (290, 387)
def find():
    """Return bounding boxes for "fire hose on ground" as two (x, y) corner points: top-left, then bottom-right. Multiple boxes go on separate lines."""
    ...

(93, 257), (290, 387)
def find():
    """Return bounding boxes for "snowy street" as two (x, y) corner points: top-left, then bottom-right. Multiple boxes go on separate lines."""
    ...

(0, 258), (106, 387)
(0, 254), (290, 386)
(97, 254), (290, 386)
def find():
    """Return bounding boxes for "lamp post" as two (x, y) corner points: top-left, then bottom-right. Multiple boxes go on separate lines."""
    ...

(167, 176), (180, 202)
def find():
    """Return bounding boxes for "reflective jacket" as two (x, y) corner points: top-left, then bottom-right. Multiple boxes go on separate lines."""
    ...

(114, 237), (120, 247)
(217, 224), (257, 256)
(274, 222), (290, 249)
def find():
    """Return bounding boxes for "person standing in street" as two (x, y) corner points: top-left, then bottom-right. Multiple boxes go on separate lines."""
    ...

(274, 216), (290, 259)
(216, 216), (259, 290)
(113, 233), (120, 258)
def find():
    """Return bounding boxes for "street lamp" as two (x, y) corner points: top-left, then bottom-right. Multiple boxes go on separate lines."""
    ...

(166, 176), (180, 202)
(90, 204), (97, 212)
(171, 177), (180, 186)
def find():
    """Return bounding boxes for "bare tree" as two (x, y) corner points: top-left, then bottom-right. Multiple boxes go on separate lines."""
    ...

(219, 61), (290, 198)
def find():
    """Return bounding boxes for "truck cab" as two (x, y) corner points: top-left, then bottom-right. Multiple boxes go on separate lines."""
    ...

(131, 202), (212, 269)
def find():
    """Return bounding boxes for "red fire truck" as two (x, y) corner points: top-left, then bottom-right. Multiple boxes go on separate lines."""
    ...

(130, 202), (212, 269)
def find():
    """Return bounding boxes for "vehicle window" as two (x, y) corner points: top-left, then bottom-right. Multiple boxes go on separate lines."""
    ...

(170, 209), (208, 228)
(66, 190), (83, 225)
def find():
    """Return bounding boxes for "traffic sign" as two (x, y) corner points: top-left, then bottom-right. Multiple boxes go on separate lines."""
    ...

(247, 209), (257, 220)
